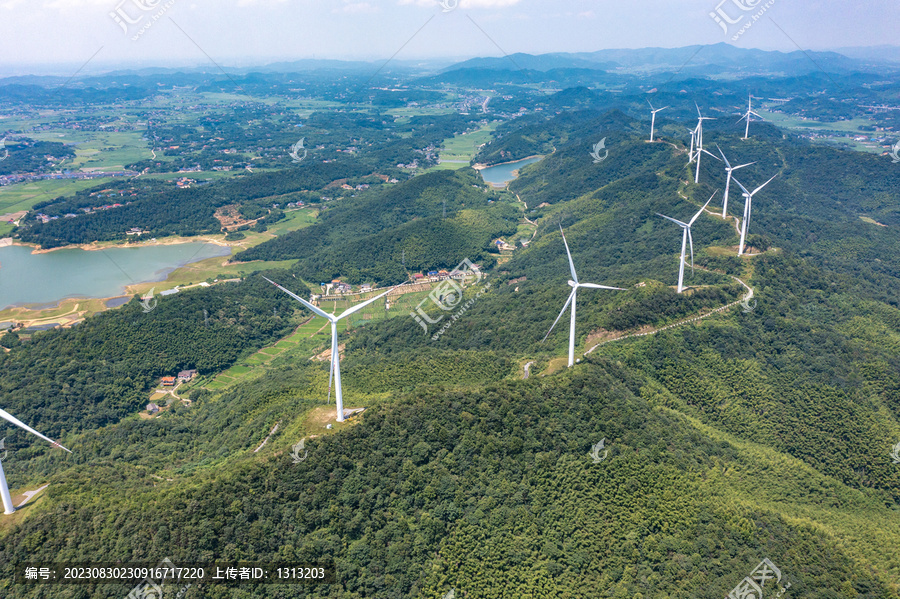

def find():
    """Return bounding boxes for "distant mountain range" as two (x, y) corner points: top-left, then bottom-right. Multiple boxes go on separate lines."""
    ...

(3, 43), (900, 86)
(440, 43), (879, 77)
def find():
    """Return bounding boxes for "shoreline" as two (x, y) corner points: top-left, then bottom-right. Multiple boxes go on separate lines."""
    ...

(472, 154), (544, 171)
(0, 235), (239, 324)
(14, 235), (232, 255)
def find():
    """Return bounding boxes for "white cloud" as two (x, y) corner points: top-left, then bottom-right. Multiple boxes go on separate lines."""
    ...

(236, 0), (288, 6)
(398, 0), (522, 8)
(336, 1), (377, 13)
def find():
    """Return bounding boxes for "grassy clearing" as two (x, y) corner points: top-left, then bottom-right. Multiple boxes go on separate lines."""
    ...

(425, 122), (499, 173)
(0, 178), (117, 215)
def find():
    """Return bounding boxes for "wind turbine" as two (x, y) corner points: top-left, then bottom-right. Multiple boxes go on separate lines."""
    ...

(693, 104), (716, 184)
(716, 144), (756, 219)
(688, 128), (697, 163)
(0, 407), (70, 515)
(733, 174), (777, 256)
(657, 191), (716, 294)
(542, 226), (623, 368)
(264, 278), (394, 422)
(648, 101), (668, 142)
(738, 94), (764, 140)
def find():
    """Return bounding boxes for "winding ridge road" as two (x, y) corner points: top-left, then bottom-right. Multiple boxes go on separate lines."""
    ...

(584, 269), (754, 356)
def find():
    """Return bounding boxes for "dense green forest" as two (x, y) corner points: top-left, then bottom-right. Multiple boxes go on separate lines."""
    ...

(1, 64), (900, 598)
(235, 168), (517, 284)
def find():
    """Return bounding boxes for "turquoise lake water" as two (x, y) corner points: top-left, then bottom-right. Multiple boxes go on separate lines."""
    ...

(479, 156), (543, 187)
(0, 242), (231, 309)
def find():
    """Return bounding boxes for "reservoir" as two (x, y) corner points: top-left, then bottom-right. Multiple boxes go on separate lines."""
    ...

(0, 242), (231, 310)
(479, 156), (543, 187)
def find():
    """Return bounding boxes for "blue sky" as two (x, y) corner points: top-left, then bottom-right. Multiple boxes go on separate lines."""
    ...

(0, 0), (897, 75)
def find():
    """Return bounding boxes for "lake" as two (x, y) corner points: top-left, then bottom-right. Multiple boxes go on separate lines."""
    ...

(0, 242), (231, 310)
(479, 156), (543, 187)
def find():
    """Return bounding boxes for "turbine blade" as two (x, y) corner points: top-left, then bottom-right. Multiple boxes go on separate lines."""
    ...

(687, 228), (695, 275)
(337, 286), (395, 320)
(689, 190), (717, 225)
(733, 161), (756, 170)
(656, 213), (688, 228)
(700, 148), (721, 161)
(751, 173), (778, 196)
(716, 144), (731, 168)
(327, 339), (335, 403)
(542, 290), (575, 343)
(731, 177), (751, 197)
(264, 277), (332, 320)
(559, 226), (579, 284)
(578, 283), (625, 290)
(0, 408), (71, 453)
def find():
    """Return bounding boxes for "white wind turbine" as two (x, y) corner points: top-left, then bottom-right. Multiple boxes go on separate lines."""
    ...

(543, 226), (623, 368)
(657, 191), (716, 294)
(738, 94), (764, 140)
(733, 174), (777, 256)
(264, 278), (394, 422)
(716, 144), (756, 219)
(0, 408), (70, 515)
(648, 101), (668, 142)
(693, 104), (716, 184)
(688, 128), (697, 163)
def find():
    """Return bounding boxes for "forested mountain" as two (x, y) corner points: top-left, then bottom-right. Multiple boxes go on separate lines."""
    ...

(1, 66), (900, 598)
(234, 168), (517, 284)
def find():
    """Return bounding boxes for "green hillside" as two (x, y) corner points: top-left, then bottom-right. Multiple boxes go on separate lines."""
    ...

(0, 102), (899, 599)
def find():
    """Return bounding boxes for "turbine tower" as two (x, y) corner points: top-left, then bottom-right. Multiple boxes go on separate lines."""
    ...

(716, 144), (756, 219)
(0, 407), (70, 515)
(648, 101), (668, 142)
(693, 104), (716, 184)
(738, 94), (763, 140)
(265, 278), (394, 422)
(733, 174), (777, 256)
(543, 226), (623, 367)
(657, 191), (716, 294)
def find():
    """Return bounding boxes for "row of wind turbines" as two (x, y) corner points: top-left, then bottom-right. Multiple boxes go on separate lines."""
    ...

(263, 101), (780, 413)
(544, 98), (778, 368)
(0, 98), (778, 507)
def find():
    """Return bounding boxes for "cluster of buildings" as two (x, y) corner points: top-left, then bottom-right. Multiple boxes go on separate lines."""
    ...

(411, 265), (481, 283)
(0, 169), (137, 187)
(160, 369), (198, 387)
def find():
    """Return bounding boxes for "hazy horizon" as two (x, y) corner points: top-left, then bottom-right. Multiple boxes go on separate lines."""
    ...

(0, 0), (897, 78)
